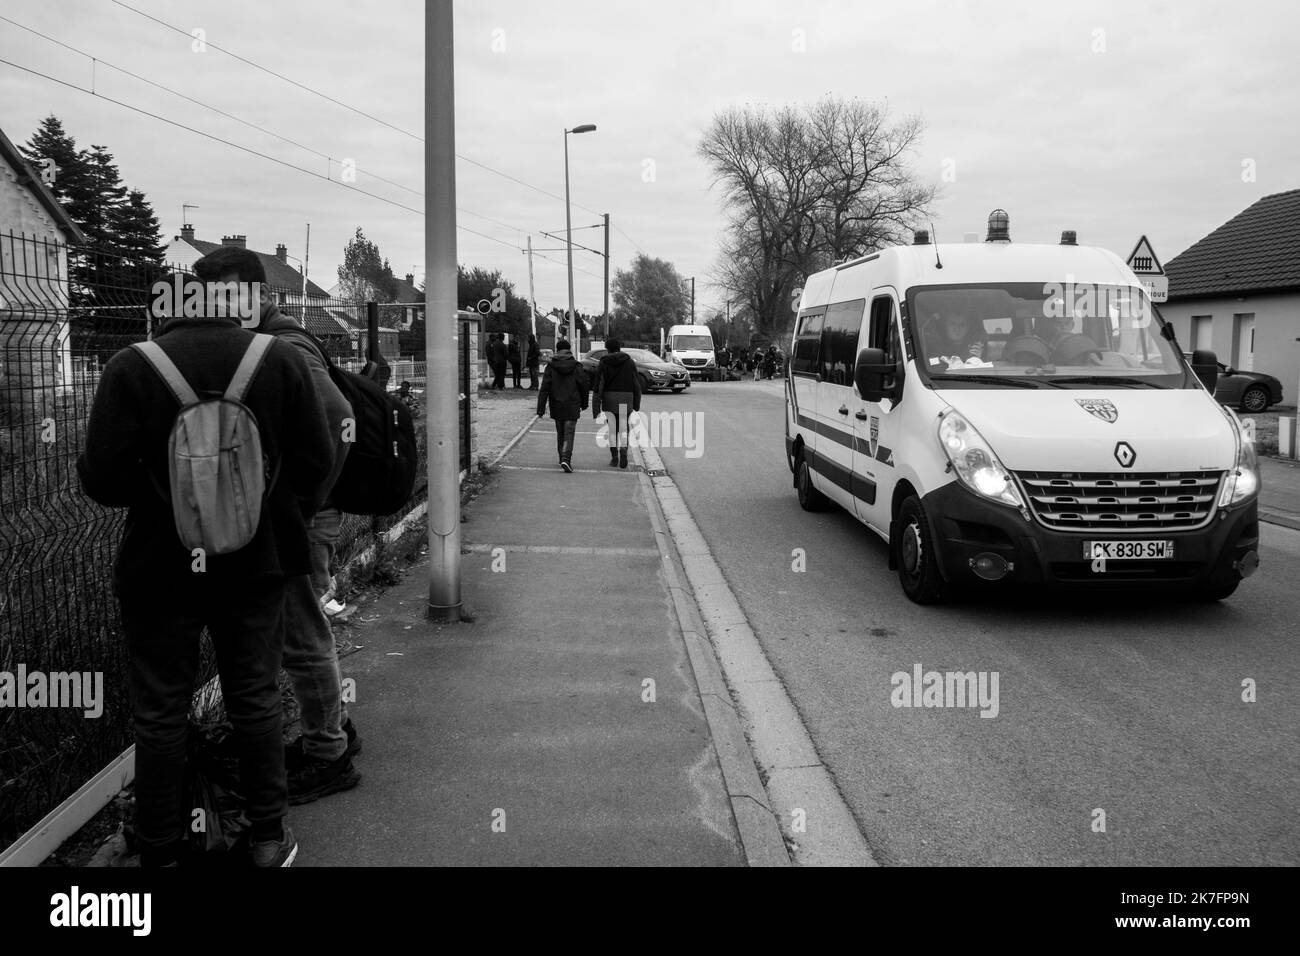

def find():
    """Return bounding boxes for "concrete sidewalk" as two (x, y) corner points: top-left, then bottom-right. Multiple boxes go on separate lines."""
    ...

(1260, 455), (1300, 531)
(289, 415), (772, 865)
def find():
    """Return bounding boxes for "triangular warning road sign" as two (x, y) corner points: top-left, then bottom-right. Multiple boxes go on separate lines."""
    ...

(1125, 235), (1164, 275)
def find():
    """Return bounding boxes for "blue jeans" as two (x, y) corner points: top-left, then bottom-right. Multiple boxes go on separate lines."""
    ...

(308, 507), (341, 599)
(282, 508), (348, 761)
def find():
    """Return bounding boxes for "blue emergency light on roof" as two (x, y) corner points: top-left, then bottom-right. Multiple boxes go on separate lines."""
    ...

(985, 209), (1011, 243)
(913, 230), (930, 245)
(1060, 230), (1077, 246)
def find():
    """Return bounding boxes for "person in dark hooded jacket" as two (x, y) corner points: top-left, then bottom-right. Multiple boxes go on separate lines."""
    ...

(536, 339), (588, 471)
(591, 338), (642, 469)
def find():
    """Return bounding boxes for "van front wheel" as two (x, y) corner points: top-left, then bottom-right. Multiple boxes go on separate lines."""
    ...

(796, 455), (828, 512)
(897, 495), (949, 604)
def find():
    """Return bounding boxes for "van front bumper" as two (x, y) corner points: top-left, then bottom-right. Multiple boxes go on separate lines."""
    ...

(920, 482), (1260, 590)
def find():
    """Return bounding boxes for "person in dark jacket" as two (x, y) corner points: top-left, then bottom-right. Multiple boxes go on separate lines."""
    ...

(526, 333), (540, 389)
(221, 250), (361, 806)
(592, 337), (642, 469)
(77, 274), (334, 868)
(536, 339), (588, 471)
(507, 336), (522, 388)
(490, 333), (508, 389)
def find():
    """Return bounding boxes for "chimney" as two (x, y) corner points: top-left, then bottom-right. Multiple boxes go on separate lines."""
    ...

(180, 223), (195, 242)
(276, 243), (288, 262)
(405, 273), (414, 285)
(221, 235), (247, 249)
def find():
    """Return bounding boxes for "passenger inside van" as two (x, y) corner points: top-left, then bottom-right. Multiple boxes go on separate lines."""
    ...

(924, 310), (988, 368)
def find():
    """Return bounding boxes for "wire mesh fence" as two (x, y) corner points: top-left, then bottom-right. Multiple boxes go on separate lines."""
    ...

(0, 232), (462, 852)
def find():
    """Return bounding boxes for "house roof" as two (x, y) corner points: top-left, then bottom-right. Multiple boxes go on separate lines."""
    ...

(392, 275), (422, 301)
(1166, 188), (1300, 300)
(0, 124), (87, 243)
(186, 238), (331, 298)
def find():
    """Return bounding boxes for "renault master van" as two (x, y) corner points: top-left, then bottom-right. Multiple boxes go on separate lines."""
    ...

(784, 212), (1260, 604)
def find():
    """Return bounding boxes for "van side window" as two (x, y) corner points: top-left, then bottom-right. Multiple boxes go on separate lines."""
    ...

(820, 299), (866, 386)
(869, 296), (903, 392)
(791, 309), (825, 375)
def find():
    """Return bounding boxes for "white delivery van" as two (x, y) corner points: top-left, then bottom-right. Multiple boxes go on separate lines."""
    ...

(784, 212), (1261, 604)
(666, 324), (718, 381)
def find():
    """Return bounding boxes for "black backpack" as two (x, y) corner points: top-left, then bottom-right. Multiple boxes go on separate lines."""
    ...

(326, 357), (417, 516)
(265, 324), (417, 516)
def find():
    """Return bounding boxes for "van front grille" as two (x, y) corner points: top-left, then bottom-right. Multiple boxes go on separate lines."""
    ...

(1015, 471), (1224, 531)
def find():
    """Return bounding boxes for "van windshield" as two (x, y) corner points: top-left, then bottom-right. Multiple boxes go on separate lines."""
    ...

(908, 283), (1191, 388)
(672, 335), (713, 351)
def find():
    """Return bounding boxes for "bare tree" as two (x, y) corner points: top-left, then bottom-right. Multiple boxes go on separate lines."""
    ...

(700, 97), (936, 338)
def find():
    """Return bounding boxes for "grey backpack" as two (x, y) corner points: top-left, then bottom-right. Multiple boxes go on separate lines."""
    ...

(133, 334), (276, 555)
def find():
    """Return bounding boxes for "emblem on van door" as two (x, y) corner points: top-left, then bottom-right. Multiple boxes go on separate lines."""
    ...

(869, 415), (879, 459)
(1076, 398), (1118, 423)
(1114, 441), (1136, 468)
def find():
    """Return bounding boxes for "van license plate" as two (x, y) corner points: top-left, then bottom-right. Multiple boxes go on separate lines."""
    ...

(1084, 540), (1174, 560)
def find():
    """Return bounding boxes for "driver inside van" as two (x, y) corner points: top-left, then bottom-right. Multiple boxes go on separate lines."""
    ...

(1036, 312), (1104, 365)
(926, 310), (987, 368)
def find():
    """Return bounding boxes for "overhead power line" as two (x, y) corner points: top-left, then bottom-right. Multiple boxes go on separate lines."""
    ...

(106, 0), (647, 242)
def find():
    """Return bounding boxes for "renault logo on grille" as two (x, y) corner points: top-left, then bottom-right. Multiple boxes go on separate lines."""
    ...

(1076, 398), (1118, 423)
(1114, 441), (1137, 468)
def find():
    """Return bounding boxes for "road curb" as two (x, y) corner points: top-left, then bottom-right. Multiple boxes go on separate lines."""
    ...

(636, 451), (791, 867)
(1260, 510), (1300, 532)
(636, 440), (876, 867)
(489, 413), (541, 468)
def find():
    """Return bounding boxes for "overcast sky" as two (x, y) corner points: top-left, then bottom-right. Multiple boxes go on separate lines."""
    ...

(2, 0), (1296, 315)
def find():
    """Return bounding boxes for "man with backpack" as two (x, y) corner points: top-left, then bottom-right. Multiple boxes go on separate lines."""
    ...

(78, 268), (335, 868)
(536, 339), (588, 472)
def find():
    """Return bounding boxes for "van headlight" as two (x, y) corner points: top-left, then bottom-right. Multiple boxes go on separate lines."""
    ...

(937, 409), (1026, 509)
(1218, 411), (1260, 506)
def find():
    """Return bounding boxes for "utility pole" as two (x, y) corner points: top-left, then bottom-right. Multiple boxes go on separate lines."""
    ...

(602, 213), (610, 340)
(690, 277), (695, 324)
(426, 0), (462, 622)
(525, 235), (537, 338)
(302, 223), (310, 302)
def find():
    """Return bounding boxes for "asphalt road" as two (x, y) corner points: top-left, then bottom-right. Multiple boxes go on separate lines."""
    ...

(648, 378), (1299, 866)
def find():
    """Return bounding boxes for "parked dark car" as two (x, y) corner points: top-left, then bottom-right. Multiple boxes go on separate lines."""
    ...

(1184, 353), (1283, 412)
(581, 348), (691, 393)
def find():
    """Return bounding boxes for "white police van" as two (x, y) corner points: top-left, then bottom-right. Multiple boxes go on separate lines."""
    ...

(784, 212), (1260, 603)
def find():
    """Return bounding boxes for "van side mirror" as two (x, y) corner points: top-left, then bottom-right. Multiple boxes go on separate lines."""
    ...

(854, 347), (892, 402)
(1191, 349), (1219, 392)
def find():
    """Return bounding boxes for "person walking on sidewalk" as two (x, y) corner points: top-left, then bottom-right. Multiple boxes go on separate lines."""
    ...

(526, 333), (540, 389)
(205, 248), (363, 808)
(507, 336), (522, 388)
(592, 337), (641, 469)
(537, 338), (588, 472)
(77, 267), (335, 868)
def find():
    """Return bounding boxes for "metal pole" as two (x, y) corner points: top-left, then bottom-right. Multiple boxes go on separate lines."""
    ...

(603, 213), (610, 340)
(526, 235), (537, 338)
(303, 223), (310, 302)
(564, 131), (576, 352)
(426, 0), (462, 621)
(691, 277), (695, 323)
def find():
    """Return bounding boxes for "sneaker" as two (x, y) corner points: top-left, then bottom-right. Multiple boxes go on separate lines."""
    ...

(561, 460), (572, 473)
(251, 827), (298, 867)
(619, 449), (629, 469)
(288, 753), (361, 805)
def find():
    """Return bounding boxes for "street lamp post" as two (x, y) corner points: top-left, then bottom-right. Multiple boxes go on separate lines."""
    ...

(564, 124), (596, 353)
